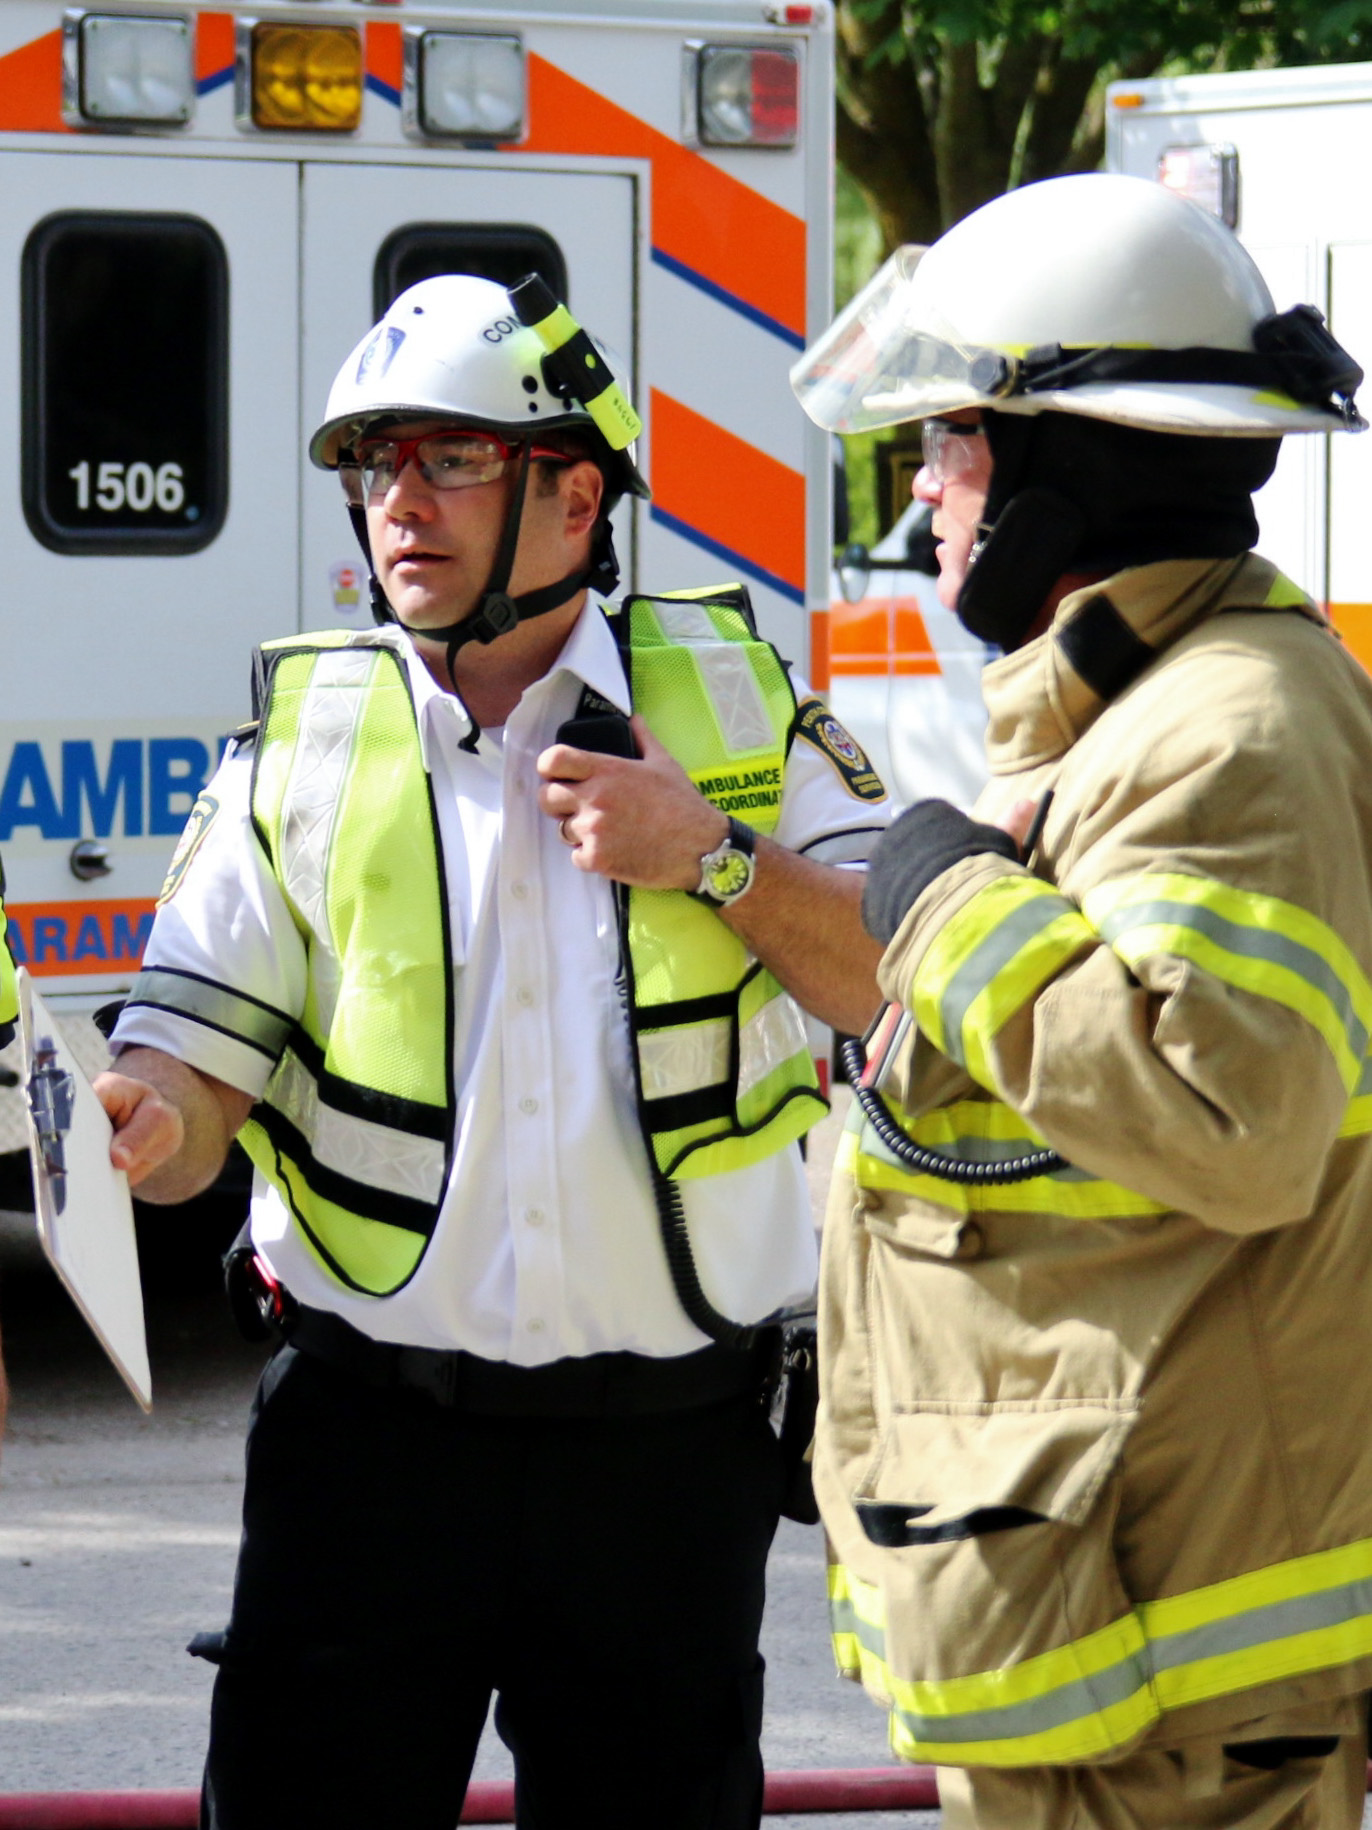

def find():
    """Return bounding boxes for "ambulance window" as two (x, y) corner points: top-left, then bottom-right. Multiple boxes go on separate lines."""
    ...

(374, 224), (567, 317)
(22, 212), (228, 556)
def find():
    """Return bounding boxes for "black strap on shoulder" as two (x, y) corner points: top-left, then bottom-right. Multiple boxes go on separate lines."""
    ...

(1055, 594), (1156, 703)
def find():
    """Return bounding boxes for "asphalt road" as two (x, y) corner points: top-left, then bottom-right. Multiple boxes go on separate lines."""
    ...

(0, 1097), (937, 1827)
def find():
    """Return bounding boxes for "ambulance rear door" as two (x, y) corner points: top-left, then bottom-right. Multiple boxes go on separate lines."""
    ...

(0, 147), (299, 1049)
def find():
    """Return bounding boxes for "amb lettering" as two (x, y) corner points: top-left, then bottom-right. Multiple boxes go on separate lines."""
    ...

(693, 764), (782, 816)
(0, 737), (218, 841)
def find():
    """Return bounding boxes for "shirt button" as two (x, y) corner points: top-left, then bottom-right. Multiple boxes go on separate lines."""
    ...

(510, 881), (529, 900)
(527, 1318), (546, 1334)
(524, 1207), (545, 1228)
(954, 1221), (986, 1261)
(519, 1095), (539, 1115)
(514, 985), (535, 1008)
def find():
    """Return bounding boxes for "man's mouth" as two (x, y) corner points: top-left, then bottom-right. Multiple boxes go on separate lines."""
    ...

(390, 548), (448, 568)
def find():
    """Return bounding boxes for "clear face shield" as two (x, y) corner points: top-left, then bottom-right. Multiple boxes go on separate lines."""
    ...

(789, 245), (1017, 434)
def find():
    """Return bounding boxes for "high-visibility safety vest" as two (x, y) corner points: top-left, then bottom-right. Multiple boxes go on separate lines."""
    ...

(0, 889), (17, 1046)
(230, 588), (823, 1296)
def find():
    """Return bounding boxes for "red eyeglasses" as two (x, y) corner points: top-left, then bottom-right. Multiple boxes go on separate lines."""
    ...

(338, 429), (573, 504)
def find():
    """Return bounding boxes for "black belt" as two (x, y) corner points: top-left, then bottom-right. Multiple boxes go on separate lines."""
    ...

(286, 1304), (779, 1417)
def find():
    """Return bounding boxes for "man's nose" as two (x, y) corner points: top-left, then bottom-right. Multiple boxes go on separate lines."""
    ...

(384, 455), (433, 514)
(913, 463), (942, 506)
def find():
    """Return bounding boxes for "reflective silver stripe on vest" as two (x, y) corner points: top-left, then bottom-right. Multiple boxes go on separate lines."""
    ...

(279, 648), (375, 1036)
(654, 603), (774, 753)
(127, 967), (292, 1060)
(738, 992), (809, 1101)
(270, 1047), (446, 1205)
(638, 1018), (731, 1100)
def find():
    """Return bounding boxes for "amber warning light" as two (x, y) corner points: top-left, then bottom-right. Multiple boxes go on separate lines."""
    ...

(250, 23), (363, 132)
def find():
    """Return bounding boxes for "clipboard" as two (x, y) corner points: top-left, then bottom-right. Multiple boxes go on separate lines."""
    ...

(18, 968), (152, 1411)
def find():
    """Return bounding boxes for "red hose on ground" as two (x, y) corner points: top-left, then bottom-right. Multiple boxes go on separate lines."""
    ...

(3, 1763), (1369, 1825)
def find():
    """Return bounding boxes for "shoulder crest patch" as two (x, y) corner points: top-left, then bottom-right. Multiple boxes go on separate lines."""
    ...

(158, 793), (220, 906)
(793, 699), (886, 802)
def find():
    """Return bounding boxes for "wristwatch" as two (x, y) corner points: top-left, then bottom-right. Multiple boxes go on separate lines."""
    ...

(691, 817), (757, 907)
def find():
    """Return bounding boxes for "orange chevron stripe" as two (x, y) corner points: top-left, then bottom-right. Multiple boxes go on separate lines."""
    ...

(195, 11), (235, 86)
(650, 389), (805, 592)
(0, 30), (68, 133)
(366, 21), (403, 93)
(518, 53), (804, 339)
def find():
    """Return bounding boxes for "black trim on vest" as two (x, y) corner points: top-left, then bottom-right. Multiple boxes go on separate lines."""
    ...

(288, 1028), (449, 1143)
(1055, 595), (1155, 703)
(642, 1081), (735, 1132)
(855, 1500), (1044, 1547)
(251, 1102), (439, 1238)
(639, 988), (738, 1031)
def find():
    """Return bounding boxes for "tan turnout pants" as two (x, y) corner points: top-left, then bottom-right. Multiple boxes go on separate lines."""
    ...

(937, 1697), (1368, 1830)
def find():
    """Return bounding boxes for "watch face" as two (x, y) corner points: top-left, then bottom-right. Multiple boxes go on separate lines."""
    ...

(707, 848), (753, 900)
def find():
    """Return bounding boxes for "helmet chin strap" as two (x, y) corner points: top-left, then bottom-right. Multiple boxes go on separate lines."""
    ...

(346, 443), (620, 693)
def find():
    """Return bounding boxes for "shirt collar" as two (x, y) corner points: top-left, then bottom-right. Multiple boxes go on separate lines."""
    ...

(546, 597), (631, 716)
(384, 598), (630, 772)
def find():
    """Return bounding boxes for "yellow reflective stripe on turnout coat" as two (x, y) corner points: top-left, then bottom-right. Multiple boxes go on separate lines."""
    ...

(817, 554), (1372, 1767)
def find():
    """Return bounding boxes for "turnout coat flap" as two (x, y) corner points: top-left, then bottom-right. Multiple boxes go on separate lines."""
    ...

(818, 554), (1372, 1767)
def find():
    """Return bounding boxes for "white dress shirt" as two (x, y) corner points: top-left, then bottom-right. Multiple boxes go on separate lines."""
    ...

(114, 602), (892, 1361)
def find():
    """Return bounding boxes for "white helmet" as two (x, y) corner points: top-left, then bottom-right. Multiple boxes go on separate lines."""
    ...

(792, 172), (1363, 438)
(310, 273), (649, 502)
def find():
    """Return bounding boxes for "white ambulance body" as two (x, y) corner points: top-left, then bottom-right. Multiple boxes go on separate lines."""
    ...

(1106, 63), (1372, 673)
(0, 0), (834, 1152)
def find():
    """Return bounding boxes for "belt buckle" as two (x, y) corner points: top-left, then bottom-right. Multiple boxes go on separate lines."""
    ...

(397, 1345), (461, 1408)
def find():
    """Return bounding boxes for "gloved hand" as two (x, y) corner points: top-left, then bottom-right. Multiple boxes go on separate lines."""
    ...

(863, 800), (1020, 944)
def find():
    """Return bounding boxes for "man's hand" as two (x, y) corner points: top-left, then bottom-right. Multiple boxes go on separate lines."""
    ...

(863, 800), (1021, 945)
(92, 1048), (253, 1204)
(95, 1070), (185, 1186)
(536, 714), (727, 889)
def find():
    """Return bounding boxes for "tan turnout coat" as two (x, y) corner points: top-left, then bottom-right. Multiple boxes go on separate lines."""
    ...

(818, 554), (1372, 1768)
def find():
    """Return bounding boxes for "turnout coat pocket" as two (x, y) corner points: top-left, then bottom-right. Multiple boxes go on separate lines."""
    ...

(826, 1399), (1155, 1767)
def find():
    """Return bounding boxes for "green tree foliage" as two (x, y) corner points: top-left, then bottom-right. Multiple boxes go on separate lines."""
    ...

(838, 0), (1372, 250)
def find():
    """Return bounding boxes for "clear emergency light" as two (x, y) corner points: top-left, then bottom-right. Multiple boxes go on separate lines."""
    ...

(414, 32), (523, 140)
(689, 44), (799, 147)
(1156, 144), (1239, 229)
(247, 22), (362, 132)
(65, 12), (194, 127)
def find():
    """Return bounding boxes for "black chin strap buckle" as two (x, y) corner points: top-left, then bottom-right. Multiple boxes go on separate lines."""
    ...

(468, 592), (520, 644)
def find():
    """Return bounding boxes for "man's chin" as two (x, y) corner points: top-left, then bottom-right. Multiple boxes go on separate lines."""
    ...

(388, 598), (479, 636)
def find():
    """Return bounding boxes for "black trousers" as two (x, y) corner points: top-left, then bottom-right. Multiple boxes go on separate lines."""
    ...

(201, 1343), (783, 1830)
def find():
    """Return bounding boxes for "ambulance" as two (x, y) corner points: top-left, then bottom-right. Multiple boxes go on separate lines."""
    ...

(0, 0), (835, 1165)
(1105, 61), (1372, 670)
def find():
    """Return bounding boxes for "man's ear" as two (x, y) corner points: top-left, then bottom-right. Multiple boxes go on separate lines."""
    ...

(562, 460), (604, 540)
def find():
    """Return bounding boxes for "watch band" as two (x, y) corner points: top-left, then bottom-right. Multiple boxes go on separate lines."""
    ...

(690, 817), (757, 907)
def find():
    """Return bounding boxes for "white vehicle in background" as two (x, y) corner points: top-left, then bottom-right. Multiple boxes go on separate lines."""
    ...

(823, 500), (989, 811)
(1106, 61), (1372, 667)
(0, 0), (837, 1182)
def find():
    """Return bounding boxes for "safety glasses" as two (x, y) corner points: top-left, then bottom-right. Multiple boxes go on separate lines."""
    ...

(920, 418), (987, 485)
(338, 429), (572, 504)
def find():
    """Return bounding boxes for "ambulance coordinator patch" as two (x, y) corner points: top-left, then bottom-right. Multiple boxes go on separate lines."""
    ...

(158, 794), (220, 905)
(793, 699), (885, 802)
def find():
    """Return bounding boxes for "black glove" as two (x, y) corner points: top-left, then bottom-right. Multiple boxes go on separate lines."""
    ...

(863, 800), (1020, 944)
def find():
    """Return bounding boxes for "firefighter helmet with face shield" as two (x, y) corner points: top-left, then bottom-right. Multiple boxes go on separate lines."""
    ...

(791, 172), (1363, 439)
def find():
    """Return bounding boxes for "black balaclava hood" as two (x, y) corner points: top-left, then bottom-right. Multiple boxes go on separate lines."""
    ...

(955, 409), (1282, 649)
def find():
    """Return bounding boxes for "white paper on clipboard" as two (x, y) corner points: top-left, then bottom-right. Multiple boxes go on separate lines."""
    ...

(19, 968), (151, 1411)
